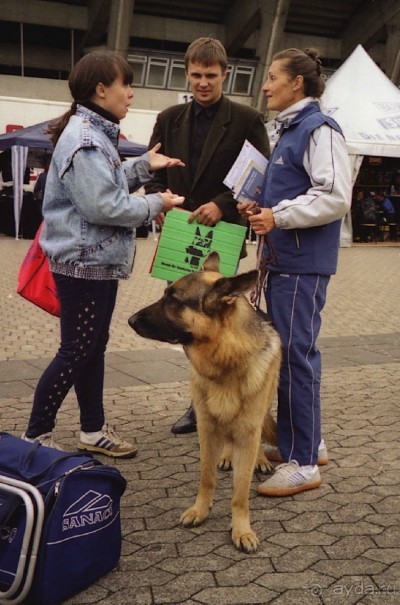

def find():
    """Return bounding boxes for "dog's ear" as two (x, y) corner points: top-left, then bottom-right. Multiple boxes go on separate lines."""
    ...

(202, 251), (220, 272)
(205, 270), (259, 309)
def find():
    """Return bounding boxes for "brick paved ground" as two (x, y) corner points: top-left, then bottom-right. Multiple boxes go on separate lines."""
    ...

(1, 233), (400, 604)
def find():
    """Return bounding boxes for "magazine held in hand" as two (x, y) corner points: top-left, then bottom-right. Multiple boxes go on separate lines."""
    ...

(223, 139), (268, 203)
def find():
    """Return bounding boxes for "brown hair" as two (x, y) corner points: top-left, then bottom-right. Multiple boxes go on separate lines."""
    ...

(184, 37), (228, 71)
(48, 51), (133, 145)
(273, 48), (325, 98)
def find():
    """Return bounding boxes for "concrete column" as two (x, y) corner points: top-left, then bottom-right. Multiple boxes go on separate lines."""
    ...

(385, 25), (400, 86)
(252, 0), (290, 115)
(107, 0), (135, 58)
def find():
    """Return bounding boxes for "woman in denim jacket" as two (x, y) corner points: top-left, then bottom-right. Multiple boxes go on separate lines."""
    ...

(22, 51), (184, 457)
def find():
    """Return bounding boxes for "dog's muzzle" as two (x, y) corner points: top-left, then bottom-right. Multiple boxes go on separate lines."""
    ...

(128, 311), (193, 345)
(128, 312), (146, 336)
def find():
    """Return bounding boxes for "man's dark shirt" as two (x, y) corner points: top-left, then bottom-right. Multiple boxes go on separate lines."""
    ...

(190, 98), (222, 177)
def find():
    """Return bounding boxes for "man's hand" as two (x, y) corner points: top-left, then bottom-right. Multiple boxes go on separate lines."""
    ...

(148, 143), (185, 171)
(188, 202), (223, 226)
(237, 201), (259, 217)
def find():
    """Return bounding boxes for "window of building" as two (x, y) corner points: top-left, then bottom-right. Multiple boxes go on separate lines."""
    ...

(231, 66), (254, 95)
(168, 59), (187, 90)
(222, 65), (233, 93)
(127, 52), (256, 96)
(128, 55), (146, 86)
(146, 57), (169, 88)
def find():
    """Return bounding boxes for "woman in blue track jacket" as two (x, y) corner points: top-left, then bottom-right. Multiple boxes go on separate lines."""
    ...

(240, 48), (352, 497)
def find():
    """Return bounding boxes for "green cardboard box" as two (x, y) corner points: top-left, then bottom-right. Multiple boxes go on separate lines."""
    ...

(150, 209), (246, 281)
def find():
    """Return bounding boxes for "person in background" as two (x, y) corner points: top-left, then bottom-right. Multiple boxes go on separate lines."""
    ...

(358, 190), (379, 241)
(0, 149), (13, 194)
(374, 191), (397, 241)
(390, 170), (400, 195)
(33, 156), (50, 217)
(374, 191), (395, 220)
(239, 47), (352, 496)
(361, 191), (378, 223)
(351, 190), (366, 242)
(22, 51), (185, 457)
(145, 36), (270, 434)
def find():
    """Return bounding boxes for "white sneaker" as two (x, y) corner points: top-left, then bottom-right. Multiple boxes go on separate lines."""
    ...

(257, 460), (321, 497)
(77, 424), (138, 459)
(22, 432), (63, 450)
(263, 439), (328, 466)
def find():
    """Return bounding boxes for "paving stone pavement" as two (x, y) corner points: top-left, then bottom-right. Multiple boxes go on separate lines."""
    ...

(1, 232), (400, 605)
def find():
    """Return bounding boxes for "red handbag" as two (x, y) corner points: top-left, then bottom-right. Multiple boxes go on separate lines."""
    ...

(17, 223), (61, 316)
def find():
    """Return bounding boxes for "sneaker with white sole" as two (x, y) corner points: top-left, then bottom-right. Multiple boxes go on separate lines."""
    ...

(22, 432), (63, 450)
(263, 439), (328, 466)
(77, 424), (138, 459)
(257, 460), (321, 497)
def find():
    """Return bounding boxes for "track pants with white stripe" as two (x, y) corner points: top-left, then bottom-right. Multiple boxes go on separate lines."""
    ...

(265, 272), (329, 466)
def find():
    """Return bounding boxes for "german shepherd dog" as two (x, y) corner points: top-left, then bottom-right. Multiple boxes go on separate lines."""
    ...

(128, 253), (281, 553)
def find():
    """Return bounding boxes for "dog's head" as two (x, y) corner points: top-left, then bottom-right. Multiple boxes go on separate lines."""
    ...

(128, 252), (258, 346)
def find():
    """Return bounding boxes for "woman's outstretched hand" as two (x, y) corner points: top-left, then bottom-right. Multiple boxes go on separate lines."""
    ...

(148, 143), (185, 171)
(160, 189), (185, 212)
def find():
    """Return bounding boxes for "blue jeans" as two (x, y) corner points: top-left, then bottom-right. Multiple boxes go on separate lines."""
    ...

(265, 272), (329, 465)
(26, 274), (118, 437)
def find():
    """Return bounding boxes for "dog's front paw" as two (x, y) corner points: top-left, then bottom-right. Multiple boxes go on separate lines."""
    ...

(218, 444), (233, 471)
(218, 456), (232, 471)
(254, 446), (274, 474)
(255, 452), (274, 474)
(180, 506), (208, 527)
(232, 528), (259, 553)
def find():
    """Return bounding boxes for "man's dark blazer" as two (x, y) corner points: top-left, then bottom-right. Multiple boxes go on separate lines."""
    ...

(145, 95), (270, 224)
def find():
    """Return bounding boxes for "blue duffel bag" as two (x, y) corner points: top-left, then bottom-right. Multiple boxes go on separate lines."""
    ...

(0, 432), (127, 605)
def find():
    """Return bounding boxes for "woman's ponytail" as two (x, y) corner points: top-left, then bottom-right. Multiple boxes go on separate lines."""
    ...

(46, 103), (77, 146)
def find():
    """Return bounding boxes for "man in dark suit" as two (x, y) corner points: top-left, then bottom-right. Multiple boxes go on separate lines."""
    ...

(145, 37), (270, 433)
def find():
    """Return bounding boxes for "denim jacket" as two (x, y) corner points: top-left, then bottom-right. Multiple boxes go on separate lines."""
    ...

(40, 105), (163, 279)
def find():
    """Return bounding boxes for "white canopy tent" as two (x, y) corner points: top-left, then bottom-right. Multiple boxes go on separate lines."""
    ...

(321, 44), (400, 246)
